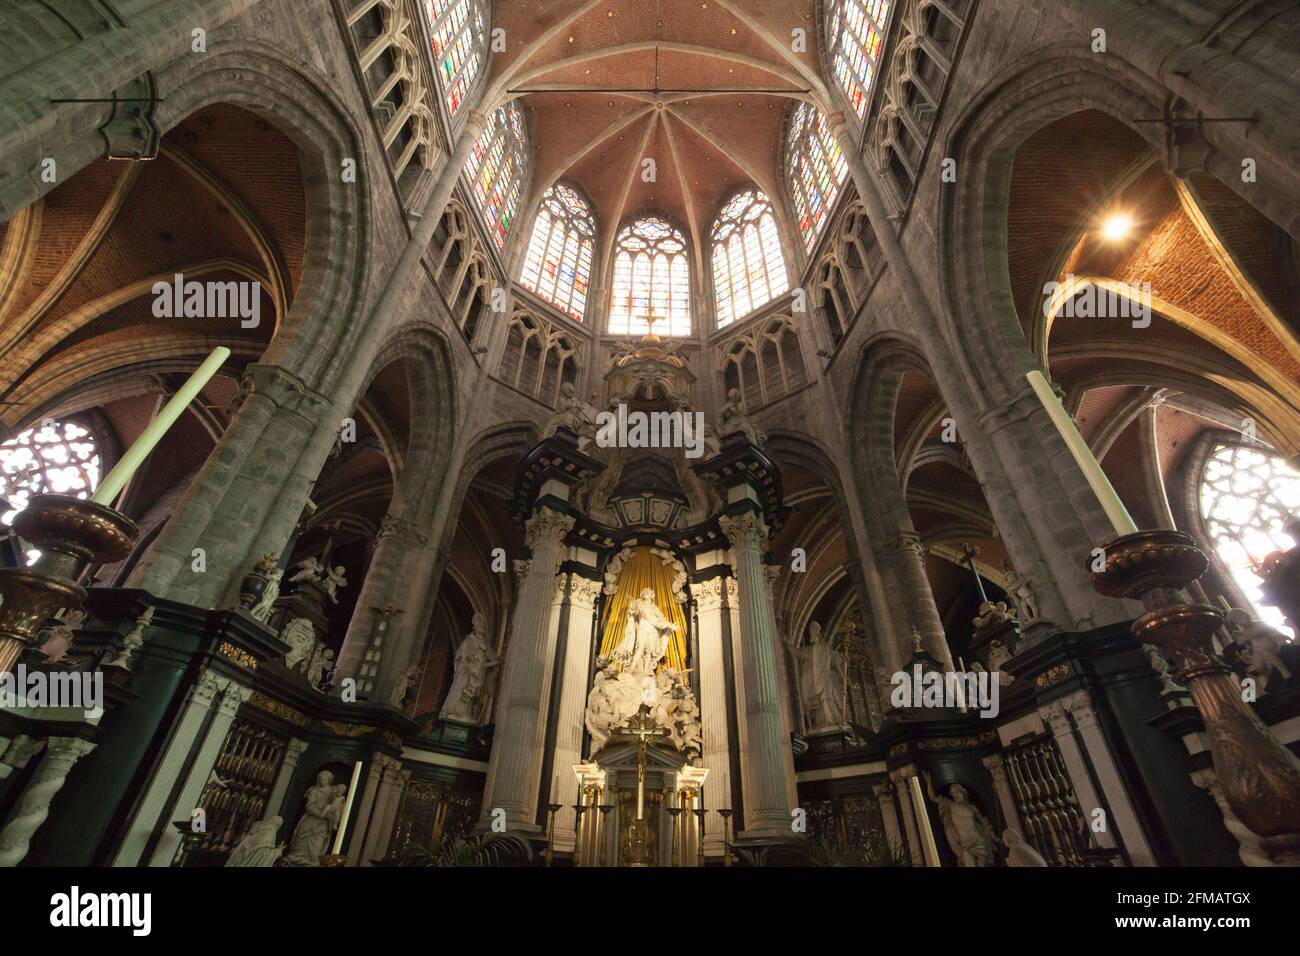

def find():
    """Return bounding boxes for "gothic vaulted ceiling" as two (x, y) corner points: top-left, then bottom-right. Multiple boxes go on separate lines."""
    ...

(490, 0), (822, 266)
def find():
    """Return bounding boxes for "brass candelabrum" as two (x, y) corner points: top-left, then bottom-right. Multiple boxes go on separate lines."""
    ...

(1090, 529), (1300, 863)
(0, 494), (138, 674)
(544, 802), (562, 866)
(717, 808), (733, 866)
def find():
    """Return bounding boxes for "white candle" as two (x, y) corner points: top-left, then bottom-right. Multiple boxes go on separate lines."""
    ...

(92, 346), (231, 506)
(908, 775), (942, 867)
(1025, 370), (1139, 537)
(331, 760), (364, 856)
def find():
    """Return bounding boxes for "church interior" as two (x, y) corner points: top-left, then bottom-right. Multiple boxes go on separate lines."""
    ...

(0, 0), (1298, 875)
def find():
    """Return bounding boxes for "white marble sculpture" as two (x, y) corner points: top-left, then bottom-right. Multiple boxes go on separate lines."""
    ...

(281, 617), (317, 672)
(390, 663), (419, 710)
(925, 774), (995, 867)
(225, 817), (285, 867)
(541, 382), (599, 451)
(614, 588), (675, 675)
(1226, 608), (1293, 693)
(1003, 828), (1048, 867)
(984, 639), (1015, 684)
(289, 556), (326, 587)
(39, 609), (85, 663)
(797, 622), (847, 732)
(1003, 565), (1040, 623)
(716, 387), (765, 446)
(250, 568), (282, 623)
(972, 600), (1013, 631)
(439, 613), (499, 724)
(305, 646), (335, 690)
(281, 772), (348, 866)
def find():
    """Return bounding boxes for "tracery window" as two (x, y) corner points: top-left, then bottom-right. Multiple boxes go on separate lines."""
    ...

(785, 102), (849, 252)
(1200, 443), (1300, 633)
(711, 189), (789, 328)
(608, 215), (691, 337)
(520, 183), (595, 321)
(464, 100), (529, 250)
(826, 0), (892, 120)
(422, 0), (489, 117)
(0, 420), (101, 528)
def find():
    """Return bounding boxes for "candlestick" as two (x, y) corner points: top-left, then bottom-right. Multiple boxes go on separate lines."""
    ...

(92, 346), (230, 505)
(1025, 370), (1138, 536)
(330, 759), (364, 856)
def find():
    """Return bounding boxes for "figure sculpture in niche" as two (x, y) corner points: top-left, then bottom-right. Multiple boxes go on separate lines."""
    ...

(925, 773), (995, 867)
(281, 771), (348, 866)
(716, 387), (765, 446)
(439, 612), (499, 724)
(796, 621), (846, 732)
(615, 588), (676, 676)
(225, 817), (285, 867)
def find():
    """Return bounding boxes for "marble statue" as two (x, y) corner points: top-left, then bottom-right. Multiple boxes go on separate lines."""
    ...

(250, 568), (282, 623)
(614, 588), (676, 675)
(225, 817), (285, 867)
(439, 613), (499, 724)
(39, 608), (85, 663)
(322, 565), (348, 604)
(797, 621), (847, 732)
(281, 771), (348, 866)
(972, 600), (1013, 631)
(390, 663), (419, 710)
(716, 387), (765, 446)
(1003, 828), (1048, 867)
(305, 646), (335, 690)
(925, 774), (995, 867)
(541, 382), (599, 451)
(984, 639), (1015, 684)
(281, 617), (317, 672)
(584, 657), (642, 753)
(1002, 563), (1040, 623)
(1226, 608), (1293, 693)
(289, 556), (326, 587)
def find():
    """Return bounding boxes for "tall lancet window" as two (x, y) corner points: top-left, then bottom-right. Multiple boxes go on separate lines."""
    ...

(1200, 442), (1300, 635)
(422, 0), (489, 117)
(785, 102), (849, 252)
(826, 0), (892, 120)
(711, 188), (789, 328)
(464, 100), (529, 250)
(520, 183), (595, 321)
(608, 215), (691, 337)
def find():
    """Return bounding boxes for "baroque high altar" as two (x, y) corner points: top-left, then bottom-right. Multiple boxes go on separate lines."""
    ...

(480, 331), (796, 865)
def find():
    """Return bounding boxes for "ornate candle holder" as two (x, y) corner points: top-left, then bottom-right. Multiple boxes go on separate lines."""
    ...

(319, 853), (347, 867)
(693, 807), (707, 867)
(544, 802), (562, 866)
(0, 494), (137, 674)
(571, 802), (588, 867)
(718, 808), (734, 867)
(596, 803), (613, 867)
(1090, 529), (1300, 862)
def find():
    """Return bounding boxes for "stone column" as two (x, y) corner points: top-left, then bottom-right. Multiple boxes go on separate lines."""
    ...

(719, 512), (798, 840)
(549, 574), (600, 851)
(1041, 691), (1153, 865)
(266, 738), (309, 822)
(0, 736), (96, 867)
(357, 753), (405, 866)
(888, 531), (953, 669)
(151, 677), (253, 866)
(982, 752), (1023, 836)
(477, 507), (574, 833)
(872, 779), (904, 860)
(889, 768), (924, 865)
(695, 575), (736, 852)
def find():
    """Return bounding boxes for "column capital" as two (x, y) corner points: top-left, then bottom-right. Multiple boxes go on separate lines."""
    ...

(568, 575), (602, 611)
(525, 507), (575, 551)
(719, 511), (769, 552)
(379, 514), (429, 547)
(694, 576), (733, 612)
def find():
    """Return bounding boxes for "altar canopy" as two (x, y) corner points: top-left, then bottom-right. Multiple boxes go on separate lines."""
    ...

(598, 548), (689, 671)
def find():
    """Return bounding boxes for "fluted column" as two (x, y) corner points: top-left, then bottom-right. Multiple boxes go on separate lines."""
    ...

(695, 575), (735, 852)
(872, 779), (904, 860)
(477, 507), (574, 833)
(888, 768), (924, 865)
(719, 512), (797, 839)
(266, 738), (309, 822)
(358, 753), (405, 866)
(0, 736), (95, 867)
(982, 753), (1023, 836)
(549, 574), (600, 851)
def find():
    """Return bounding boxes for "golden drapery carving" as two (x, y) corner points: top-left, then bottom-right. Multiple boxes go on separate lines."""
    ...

(598, 547), (688, 671)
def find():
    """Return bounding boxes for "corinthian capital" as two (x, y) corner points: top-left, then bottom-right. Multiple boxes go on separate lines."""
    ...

(694, 577), (728, 612)
(719, 511), (769, 552)
(525, 508), (575, 551)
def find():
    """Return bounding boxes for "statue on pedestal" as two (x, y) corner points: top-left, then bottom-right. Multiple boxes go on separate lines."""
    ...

(225, 817), (285, 867)
(972, 600), (1012, 632)
(390, 663), (419, 711)
(305, 646), (335, 690)
(1002, 563), (1040, 624)
(541, 382), (599, 452)
(716, 387), (765, 447)
(249, 567), (283, 623)
(925, 773), (995, 867)
(796, 621), (846, 732)
(281, 772), (348, 866)
(614, 588), (675, 675)
(439, 613), (499, 724)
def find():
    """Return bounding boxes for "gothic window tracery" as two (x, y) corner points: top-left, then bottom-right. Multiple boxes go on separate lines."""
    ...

(464, 100), (529, 250)
(608, 215), (692, 337)
(498, 309), (581, 407)
(422, 0), (489, 117)
(711, 188), (789, 329)
(0, 419), (101, 527)
(1199, 442), (1300, 632)
(720, 316), (806, 410)
(826, 0), (892, 120)
(784, 102), (849, 252)
(520, 183), (595, 321)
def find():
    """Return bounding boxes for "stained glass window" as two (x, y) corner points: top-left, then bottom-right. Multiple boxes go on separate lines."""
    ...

(1200, 443), (1300, 635)
(608, 216), (692, 337)
(711, 189), (789, 328)
(464, 100), (529, 250)
(422, 0), (489, 117)
(0, 420), (100, 563)
(519, 183), (595, 321)
(785, 102), (849, 251)
(826, 0), (891, 120)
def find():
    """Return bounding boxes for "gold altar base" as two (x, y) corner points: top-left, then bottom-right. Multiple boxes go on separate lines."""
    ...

(1091, 530), (1300, 862)
(0, 494), (137, 673)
